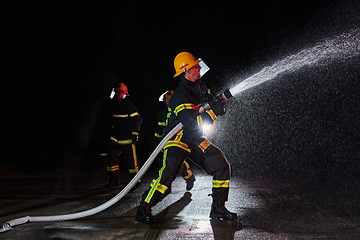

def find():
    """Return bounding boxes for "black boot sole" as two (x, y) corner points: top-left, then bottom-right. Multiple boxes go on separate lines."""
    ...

(210, 212), (238, 220)
(135, 216), (154, 223)
(135, 213), (154, 223)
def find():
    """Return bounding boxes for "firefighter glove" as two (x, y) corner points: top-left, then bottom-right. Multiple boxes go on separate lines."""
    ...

(212, 101), (226, 116)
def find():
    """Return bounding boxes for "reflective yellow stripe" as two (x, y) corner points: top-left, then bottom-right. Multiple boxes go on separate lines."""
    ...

(158, 121), (167, 126)
(130, 112), (139, 117)
(145, 149), (169, 203)
(113, 114), (128, 118)
(164, 140), (191, 152)
(174, 103), (201, 115)
(156, 183), (168, 194)
(199, 138), (212, 152)
(174, 103), (196, 115)
(197, 115), (203, 127)
(174, 130), (183, 141)
(154, 133), (163, 138)
(111, 136), (132, 145)
(131, 143), (139, 173)
(107, 165), (119, 172)
(183, 160), (193, 180)
(113, 112), (139, 118)
(167, 107), (172, 118)
(207, 109), (217, 121)
(213, 180), (230, 188)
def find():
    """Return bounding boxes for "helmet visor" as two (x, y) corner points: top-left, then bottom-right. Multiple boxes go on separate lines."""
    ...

(198, 58), (210, 77)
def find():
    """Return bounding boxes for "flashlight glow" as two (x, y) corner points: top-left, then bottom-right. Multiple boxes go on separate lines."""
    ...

(202, 124), (212, 136)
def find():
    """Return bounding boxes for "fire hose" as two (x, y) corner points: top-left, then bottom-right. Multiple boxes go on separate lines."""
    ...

(1, 89), (233, 233)
(0, 123), (182, 233)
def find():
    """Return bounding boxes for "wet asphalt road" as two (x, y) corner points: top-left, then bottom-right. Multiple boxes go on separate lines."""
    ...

(1, 167), (360, 239)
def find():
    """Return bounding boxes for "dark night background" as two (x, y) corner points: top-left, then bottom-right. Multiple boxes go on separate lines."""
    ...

(1, 0), (360, 189)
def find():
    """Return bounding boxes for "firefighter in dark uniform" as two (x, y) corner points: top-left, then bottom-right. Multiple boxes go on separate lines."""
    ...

(106, 83), (142, 188)
(151, 90), (196, 191)
(136, 52), (237, 222)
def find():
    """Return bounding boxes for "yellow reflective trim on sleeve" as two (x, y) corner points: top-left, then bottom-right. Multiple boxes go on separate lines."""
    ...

(174, 103), (196, 115)
(130, 112), (140, 117)
(206, 109), (217, 121)
(110, 136), (132, 145)
(113, 114), (128, 118)
(158, 121), (167, 126)
(113, 112), (139, 118)
(154, 133), (163, 138)
(213, 180), (230, 188)
(197, 115), (203, 127)
(174, 103), (202, 115)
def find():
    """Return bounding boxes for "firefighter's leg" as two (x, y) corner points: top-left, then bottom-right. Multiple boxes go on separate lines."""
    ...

(122, 143), (141, 189)
(190, 142), (237, 220)
(143, 146), (188, 206)
(106, 146), (121, 187)
(122, 143), (139, 179)
(136, 146), (188, 223)
(199, 145), (230, 202)
(179, 160), (196, 191)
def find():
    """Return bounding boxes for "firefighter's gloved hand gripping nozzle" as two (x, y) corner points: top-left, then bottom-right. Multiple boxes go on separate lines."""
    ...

(200, 89), (233, 113)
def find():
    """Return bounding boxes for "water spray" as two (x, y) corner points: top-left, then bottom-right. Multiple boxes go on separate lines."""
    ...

(2, 28), (359, 233)
(227, 28), (360, 97)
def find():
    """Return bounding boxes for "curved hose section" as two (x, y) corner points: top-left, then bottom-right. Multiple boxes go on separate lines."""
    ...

(1, 123), (183, 233)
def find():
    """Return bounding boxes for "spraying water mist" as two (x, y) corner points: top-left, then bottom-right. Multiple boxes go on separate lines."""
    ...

(2, 25), (360, 233)
(228, 28), (360, 97)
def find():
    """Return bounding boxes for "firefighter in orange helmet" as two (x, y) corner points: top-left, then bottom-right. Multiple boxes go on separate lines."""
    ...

(136, 52), (237, 223)
(106, 83), (142, 189)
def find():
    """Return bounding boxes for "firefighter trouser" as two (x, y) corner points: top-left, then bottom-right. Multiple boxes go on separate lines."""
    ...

(157, 148), (193, 181)
(143, 143), (230, 206)
(107, 142), (139, 184)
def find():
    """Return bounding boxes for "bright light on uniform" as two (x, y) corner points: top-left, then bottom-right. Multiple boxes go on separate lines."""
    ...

(202, 124), (212, 136)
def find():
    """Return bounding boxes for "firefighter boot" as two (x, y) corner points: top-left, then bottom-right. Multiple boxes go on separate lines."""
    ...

(210, 201), (238, 220)
(186, 174), (195, 191)
(135, 201), (154, 223)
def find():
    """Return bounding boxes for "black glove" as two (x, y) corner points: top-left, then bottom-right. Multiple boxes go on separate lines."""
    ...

(211, 101), (226, 116)
(200, 93), (215, 104)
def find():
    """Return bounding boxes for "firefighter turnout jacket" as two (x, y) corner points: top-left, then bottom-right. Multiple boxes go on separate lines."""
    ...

(164, 75), (218, 152)
(110, 98), (142, 145)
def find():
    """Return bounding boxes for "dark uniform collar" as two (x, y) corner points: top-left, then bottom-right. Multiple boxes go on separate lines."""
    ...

(180, 75), (207, 95)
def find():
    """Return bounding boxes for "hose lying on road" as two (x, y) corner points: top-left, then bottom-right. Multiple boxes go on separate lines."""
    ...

(0, 123), (183, 233)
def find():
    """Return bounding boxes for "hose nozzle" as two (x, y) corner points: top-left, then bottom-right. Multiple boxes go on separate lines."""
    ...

(215, 89), (233, 102)
(199, 89), (233, 113)
(223, 89), (233, 99)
